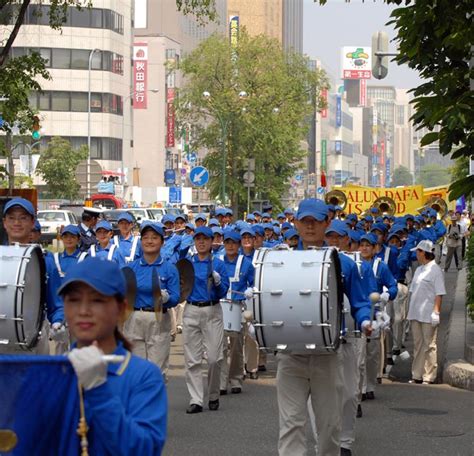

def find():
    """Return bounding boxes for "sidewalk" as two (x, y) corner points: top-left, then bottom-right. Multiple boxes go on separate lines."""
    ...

(443, 268), (474, 391)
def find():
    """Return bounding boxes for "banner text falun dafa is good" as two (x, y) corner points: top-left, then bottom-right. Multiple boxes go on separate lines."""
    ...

(341, 185), (424, 215)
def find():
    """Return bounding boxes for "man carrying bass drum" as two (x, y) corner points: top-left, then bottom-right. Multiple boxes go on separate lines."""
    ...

(276, 198), (375, 456)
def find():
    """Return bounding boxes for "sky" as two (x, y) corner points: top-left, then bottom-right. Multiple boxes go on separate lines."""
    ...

(303, 0), (423, 90)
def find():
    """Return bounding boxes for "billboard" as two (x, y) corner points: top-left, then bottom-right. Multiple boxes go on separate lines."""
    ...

(341, 46), (372, 80)
(166, 88), (175, 148)
(133, 43), (148, 109)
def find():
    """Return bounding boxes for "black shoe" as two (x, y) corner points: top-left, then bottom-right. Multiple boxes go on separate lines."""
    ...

(219, 389), (227, 396)
(340, 448), (352, 456)
(392, 349), (401, 356)
(386, 357), (394, 365)
(231, 387), (242, 394)
(249, 372), (258, 380)
(366, 391), (375, 400)
(361, 393), (367, 402)
(408, 378), (423, 384)
(186, 404), (203, 414)
(377, 377), (382, 384)
(209, 399), (219, 411)
(258, 365), (267, 372)
(356, 404), (362, 418)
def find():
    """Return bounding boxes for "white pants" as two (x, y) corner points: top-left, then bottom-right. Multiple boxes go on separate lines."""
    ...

(123, 310), (171, 378)
(388, 284), (408, 352)
(276, 353), (342, 456)
(363, 336), (380, 394)
(183, 303), (224, 406)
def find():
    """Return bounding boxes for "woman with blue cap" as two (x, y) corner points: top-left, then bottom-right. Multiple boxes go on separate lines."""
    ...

(62, 257), (167, 454)
(123, 222), (180, 380)
(81, 220), (126, 267)
(183, 226), (229, 414)
(113, 212), (141, 263)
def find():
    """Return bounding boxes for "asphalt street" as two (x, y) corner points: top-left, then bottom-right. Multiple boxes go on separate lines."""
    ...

(164, 270), (474, 456)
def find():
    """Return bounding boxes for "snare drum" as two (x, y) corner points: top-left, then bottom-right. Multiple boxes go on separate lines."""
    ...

(221, 300), (243, 332)
(252, 247), (343, 354)
(0, 244), (46, 349)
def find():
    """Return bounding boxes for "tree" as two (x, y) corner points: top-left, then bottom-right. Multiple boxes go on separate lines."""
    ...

(416, 163), (450, 188)
(175, 31), (328, 213)
(391, 165), (413, 186)
(450, 155), (472, 198)
(36, 137), (88, 199)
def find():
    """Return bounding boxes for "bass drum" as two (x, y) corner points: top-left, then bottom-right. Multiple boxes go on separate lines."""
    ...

(0, 244), (46, 349)
(252, 247), (343, 354)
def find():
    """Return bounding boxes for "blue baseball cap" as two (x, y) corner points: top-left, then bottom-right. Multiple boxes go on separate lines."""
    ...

(405, 214), (415, 221)
(58, 257), (126, 299)
(262, 203), (272, 212)
(272, 220), (280, 227)
(281, 222), (292, 230)
(335, 205), (342, 212)
(390, 224), (406, 234)
(33, 220), (42, 232)
(325, 220), (349, 237)
(284, 208), (294, 215)
(387, 232), (402, 242)
(349, 230), (361, 243)
(252, 225), (265, 237)
(371, 222), (387, 234)
(296, 198), (328, 221)
(277, 213), (286, 220)
(360, 233), (377, 245)
(263, 223), (274, 232)
(194, 213), (207, 222)
(370, 207), (379, 214)
(261, 212), (271, 219)
(375, 216), (384, 224)
(3, 197), (35, 217)
(95, 220), (113, 231)
(346, 213), (357, 222)
(61, 224), (80, 237)
(246, 214), (256, 221)
(175, 213), (187, 222)
(283, 228), (299, 240)
(211, 227), (223, 236)
(140, 221), (164, 238)
(225, 208), (233, 216)
(223, 229), (241, 242)
(208, 218), (219, 227)
(194, 226), (214, 238)
(215, 208), (226, 217)
(185, 222), (195, 231)
(240, 227), (255, 237)
(327, 205), (336, 213)
(117, 212), (133, 223)
(252, 210), (262, 217)
(274, 227), (281, 236)
(364, 215), (374, 222)
(162, 214), (176, 224)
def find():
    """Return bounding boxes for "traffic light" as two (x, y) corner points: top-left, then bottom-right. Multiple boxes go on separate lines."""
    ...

(31, 115), (41, 140)
(371, 31), (389, 80)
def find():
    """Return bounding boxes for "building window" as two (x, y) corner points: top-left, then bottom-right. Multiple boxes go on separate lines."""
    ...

(70, 92), (88, 112)
(38, 92), (51, 110)
(51, 91), (70, 111)
(52, 48), (71, 69)
(90, 8), (103, 28)
(71, 49), (90, 69)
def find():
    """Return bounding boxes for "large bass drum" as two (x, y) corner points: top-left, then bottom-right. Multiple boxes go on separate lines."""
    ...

(0, 244), (46, 349)
(252, 247), (343, 354)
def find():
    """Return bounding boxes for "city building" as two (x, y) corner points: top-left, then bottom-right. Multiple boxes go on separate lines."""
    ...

(2, 1), (133, 198)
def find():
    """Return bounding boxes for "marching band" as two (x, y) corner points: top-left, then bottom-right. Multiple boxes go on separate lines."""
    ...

(0, 195), (464, 455)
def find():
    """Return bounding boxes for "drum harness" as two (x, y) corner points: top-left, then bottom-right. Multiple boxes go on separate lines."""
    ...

(113, 235), (140, 263)
(77, 244), (117, 263)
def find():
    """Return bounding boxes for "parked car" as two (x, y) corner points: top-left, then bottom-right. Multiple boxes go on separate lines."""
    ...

(101, 209), (138, 236)
(147, 207), (167, 222)
(91, 193), (125, 209)
(37, 210), (78, 244)
(125, 208), (156, 225)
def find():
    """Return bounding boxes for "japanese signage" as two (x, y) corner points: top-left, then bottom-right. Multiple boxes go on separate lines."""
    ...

(385, 159), (391, 187)
(321, 140), (327, 170)
(320, 89), (328, 118)
(133, 43), (148, 109)
(359, 79), (367, 106)
(166, 88), (175, 148)
(336, 95), (342, 127)
(338, 185), (424, 215)
(341, 46), (372, 80)
(229, 16), (239, 48)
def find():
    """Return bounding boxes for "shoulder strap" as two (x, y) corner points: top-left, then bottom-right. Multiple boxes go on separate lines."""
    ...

(90, 244), (96, 257)
(372, 257), (381, 278)
(127, 235), (140, 262)
(383, 246), (390, 264)
(53, 252), (65, 278)
(78, 252), (88, 263)
(108, 244), (116, 261)
(113, 235), (119, 246)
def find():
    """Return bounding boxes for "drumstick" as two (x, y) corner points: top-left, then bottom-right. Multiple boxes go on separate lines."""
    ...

(102, 355), (125, 363)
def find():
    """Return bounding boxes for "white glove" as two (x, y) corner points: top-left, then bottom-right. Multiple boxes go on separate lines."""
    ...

(50, 322), (68, 342)
(431, 311), (440, 326)
(376, 310), (391, 331)
(380, 292), (390, 303)
(212, 271), (221, 286)
(361, 320), (380, 338)
(244, 287), (254, 299)
(68, 345), (107, 391)
(161, 289), (170, 304)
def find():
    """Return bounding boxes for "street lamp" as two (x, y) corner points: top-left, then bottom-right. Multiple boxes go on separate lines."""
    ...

(202, 90), (246, 204)
(121, 88), (159, 187)
(87, 48), (100, 199)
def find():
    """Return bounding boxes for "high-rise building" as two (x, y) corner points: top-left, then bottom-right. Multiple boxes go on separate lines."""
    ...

(2, 1), (133, 198)
(283, 0), (303, 53)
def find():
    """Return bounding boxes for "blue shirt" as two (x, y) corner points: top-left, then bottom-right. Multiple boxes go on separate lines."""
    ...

(84, 342), (167, 455)
(375, 245), (402, 281)
(54, 248), (82, 281)
(186, 254), (229, 302)
(88, 243), (126, 268)
(161, 235), (182, 264)
(44, 251), (64, 324)
(127, 256), (180, 310)
(433, 220), (447, 240)
(368, 257), (398, 300)
(222, 254), (255, 301)
(114, 234), (142, 262)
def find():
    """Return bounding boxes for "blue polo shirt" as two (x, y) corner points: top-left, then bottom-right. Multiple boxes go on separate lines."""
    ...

(127, 256), (180, 310)
(83, 341), (167, 455)
(114, 234), (142, 261)
(186, 254), (229, 302)
(222, 254), (255, 301)
(54, 249), (82, 281)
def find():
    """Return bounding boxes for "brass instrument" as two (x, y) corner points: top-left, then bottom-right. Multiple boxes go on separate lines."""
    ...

(325, 190), (347, 210)
(371, 196), (396, 217)
(416, 196), (448, 219)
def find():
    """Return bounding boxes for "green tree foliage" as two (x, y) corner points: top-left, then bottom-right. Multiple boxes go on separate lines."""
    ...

(416, 163), (450, 188)
(36, 137), (88, 199)
(391, 165), (413, 187)
(449, 155), (472, 197)
(176, 31), (328, 212)
(175, 0), (217, 23)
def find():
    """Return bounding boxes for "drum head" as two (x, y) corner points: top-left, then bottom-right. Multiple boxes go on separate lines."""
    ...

(18, 246), (45, 348)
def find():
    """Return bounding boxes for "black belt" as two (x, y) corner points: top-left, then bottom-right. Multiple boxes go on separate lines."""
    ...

(187, 300), (219, 307)
(135, 307), (168, 314)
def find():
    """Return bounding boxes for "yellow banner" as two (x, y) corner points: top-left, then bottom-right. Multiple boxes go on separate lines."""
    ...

(339, 185), (424, 215)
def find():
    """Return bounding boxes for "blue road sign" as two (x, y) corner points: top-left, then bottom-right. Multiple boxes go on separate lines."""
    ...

(164, 169), (176, 185)
(317, 187), (324, 194)
(186, 152), (197, 164)
(189, 166), (209, 187)
(169, 187), (182, 204)
(295, 174), (303, 182)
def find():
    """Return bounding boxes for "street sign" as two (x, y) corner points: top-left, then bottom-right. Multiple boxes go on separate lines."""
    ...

(169, 186), (182, 204)
(243, 171), (255, 184)
(317, 187), (324, 194)
(75, 159), (103, 194)
(190, 166), (209, 187)
(180, 168), (187, 176)
(186, 152), (197, 164)
(295, 174), (303, 182)
(164, 169), (176, 185)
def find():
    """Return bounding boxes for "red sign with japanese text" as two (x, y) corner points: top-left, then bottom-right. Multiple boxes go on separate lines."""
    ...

(133, 43), (148, 109)
(166, 88), (175, 147)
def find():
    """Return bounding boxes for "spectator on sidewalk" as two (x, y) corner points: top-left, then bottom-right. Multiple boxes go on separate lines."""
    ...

(407, 240), (446, 385)
(445, 215), (463, 271)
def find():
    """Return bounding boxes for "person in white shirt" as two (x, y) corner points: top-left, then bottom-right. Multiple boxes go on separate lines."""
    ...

(407, 240), (446, 384)
(444, 215), (463, 271)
